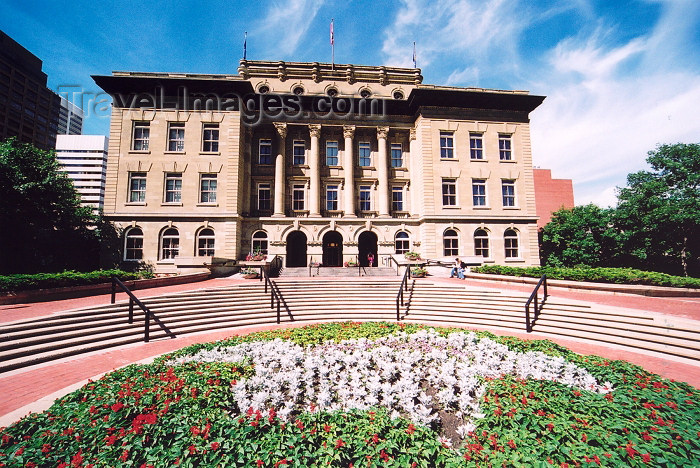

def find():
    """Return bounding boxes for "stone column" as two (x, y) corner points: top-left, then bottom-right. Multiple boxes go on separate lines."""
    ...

(308, 124), (321, 217)
(409, 127), (418, 216)
(343, 125), (356, 217)
(376, 126), (390, 217)
(272, 122), (287, 217)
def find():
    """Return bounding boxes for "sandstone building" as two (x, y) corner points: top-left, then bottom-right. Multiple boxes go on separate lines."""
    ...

(93, 60), (545, 274)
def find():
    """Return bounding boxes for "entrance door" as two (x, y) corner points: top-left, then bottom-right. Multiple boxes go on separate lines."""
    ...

(358, 231), (378, 267)
(322, 231), (343, 267)
(286, 231), (307, 267)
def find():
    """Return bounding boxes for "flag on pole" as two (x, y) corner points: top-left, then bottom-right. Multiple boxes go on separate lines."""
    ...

(330, 19), (335, 69)
(413, 41), (417, 68)
(330, 19), (334, 45)
(243, 31), (247, 60)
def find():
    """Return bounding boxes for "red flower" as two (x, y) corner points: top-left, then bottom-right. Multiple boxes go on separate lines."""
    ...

(256, 461), (263, 467)
(143, 413), (157, 425)
(14, 447), (24, 456)
(41, 444), (51, 453)
(210, 442), (220, 450)
(323, 424), (332, 432)
(188, 445), (196, 455)
(406, 424), (416, 435)
(641, 453), (652, 463)
(335, 438), (345, 449)
(118, 450), (129, 462)
(379, 449), (390, 462)
(105, 434), (117, 446)
(507, 440), (516, 449)
(581, 433), (587, 442)
(111, 403), (124, 412)
(70, 450), (83, 468)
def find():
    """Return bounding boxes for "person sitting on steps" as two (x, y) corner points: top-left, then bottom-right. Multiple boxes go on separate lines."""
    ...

(450, 257), (464, 279)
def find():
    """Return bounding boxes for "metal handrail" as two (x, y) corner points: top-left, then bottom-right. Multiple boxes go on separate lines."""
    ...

(525, 274), (548, 332)
(261, 265), (291, 324)
(395, 266), (412, 321)
(111, 276), (176, 342)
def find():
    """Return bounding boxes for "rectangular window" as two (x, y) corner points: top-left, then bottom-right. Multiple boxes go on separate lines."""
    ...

(442, 179), (457, 206)
(292, 184), (305, 211)
(472, 179), (487, 206)
(259, 139), (272, 165)
(326, 141), (339, 166)
(164, 172), (182, 203)
(168, 122), (185, 152)
(502, 179), (516, 207)
(392, 186), (404, 212)
(200, 173), (217, 203)
(128, 172), (147, 203)
(326, 184), (339, 211)
(358, 142), (371, 167)
(359, 185), (372, 211)
(293, 140), (306, 165)
(499, 134), (512, 161)
(440, 131), (454, 159)
(202, 123), (219, 152)
(132, 121), (150, 151)
(470, 133), (484, 160)
(257, 183), (271, 210)
(391, 143), (403, 167)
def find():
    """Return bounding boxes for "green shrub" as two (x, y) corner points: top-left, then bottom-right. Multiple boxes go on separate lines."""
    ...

(472, 265), (700, 289)
(0, 269), (155, 293)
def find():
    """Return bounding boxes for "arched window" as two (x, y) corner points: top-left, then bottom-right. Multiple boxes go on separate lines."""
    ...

(395, 231), (410, 254)
(161, 227), (180, 260)
(504, 229), (519, 258)
(124, 228), (143, 260)
(474, 229), (489, 258)
(252, 231), (268, 255)
(197, 228), (215, 256)
(443, 229), (459, 256)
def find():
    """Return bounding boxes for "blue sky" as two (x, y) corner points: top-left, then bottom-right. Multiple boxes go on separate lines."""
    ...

(2, 0), (699, 206)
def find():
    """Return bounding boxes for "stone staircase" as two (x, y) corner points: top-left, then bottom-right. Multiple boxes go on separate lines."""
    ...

(278, 266), (398, 277)
(1, 279), (698, 374)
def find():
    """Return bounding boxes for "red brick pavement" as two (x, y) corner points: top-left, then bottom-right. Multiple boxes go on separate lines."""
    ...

(1, 276), (699, 426)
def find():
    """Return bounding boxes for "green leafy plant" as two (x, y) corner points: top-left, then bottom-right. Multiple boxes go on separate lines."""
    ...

(0, 269), (155, 294)
(410, 267), (428, 277)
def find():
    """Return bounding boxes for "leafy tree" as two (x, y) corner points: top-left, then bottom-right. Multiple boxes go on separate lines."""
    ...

(540, 204), (623, 268)
(0, 138), (100, 273)
(616, 143), (700, 276)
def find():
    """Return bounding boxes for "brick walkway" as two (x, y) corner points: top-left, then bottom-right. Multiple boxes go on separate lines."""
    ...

(1, 276), (699, 427)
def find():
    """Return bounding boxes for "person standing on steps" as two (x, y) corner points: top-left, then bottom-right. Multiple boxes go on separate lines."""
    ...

(367, 252), (375, 267)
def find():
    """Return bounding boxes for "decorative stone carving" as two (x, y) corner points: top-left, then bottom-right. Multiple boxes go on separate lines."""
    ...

(409, 128), (417, 141)
(273, 122), (288, 138)
(308, 124), (321, 138)
(343, 125), (356, 139)
(376, 126), (390, 140)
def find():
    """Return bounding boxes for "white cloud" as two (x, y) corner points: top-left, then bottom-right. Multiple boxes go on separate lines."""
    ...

(253, 0), (326, 57)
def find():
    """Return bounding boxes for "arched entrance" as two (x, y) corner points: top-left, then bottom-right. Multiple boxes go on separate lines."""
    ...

(286, 231), (307, 267)
(358, 231), (378, 267)
(322, 231), (343, 267)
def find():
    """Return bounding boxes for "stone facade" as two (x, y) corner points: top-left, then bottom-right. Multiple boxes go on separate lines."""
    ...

(93, 60), (545, 274)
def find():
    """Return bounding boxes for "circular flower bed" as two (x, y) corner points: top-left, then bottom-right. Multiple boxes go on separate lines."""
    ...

(0, 322), (698, 467)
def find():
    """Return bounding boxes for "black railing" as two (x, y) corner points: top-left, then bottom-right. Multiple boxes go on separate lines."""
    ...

(111, 276), (176, 342)
(262, 266), (291, 324)
(525, 274), (548, 332)
(395, 266), (412, 321)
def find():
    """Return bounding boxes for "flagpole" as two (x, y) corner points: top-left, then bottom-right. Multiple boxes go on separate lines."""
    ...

(413, 41), (417, 68)
(243, 31), (247, 60)
(330, 19), (335, 70)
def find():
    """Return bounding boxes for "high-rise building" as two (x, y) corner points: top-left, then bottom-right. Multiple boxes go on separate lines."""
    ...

(93, 60), (545, 274)
(58, 96), (83, 135)
(533, 169), (575, 229)
(0, 30), (61, 150)
(55, 135), (108, 212)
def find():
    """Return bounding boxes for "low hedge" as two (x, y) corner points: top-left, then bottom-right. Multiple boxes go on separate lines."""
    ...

(472, 265), (700, 289)
(0, 269), (154, 294)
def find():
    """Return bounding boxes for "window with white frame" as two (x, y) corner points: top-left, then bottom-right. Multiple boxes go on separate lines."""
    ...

(258, 139), (272, 165)
(443, 229), (459, 256)
(292, 184), (305, 211)
(199, 173), (217, 203)
(197, 228), (215, 256)
(293, 140), (305, 165)
(502, 179), (516, 207)
(124, 227), (143, 260)
(359, 185), (372, 211)
(474, 229), (489, 257)
(252, 231), (268, 254)
(326, 184), (339, 211)
(442, 178), (457, 206)
(202, 123), (219, 152)
(504, 229), (519, 258)
(395, 231), (410, 254)
(472, 179), (487, 206)
(470, 132), (484, 160)
(392, 186), (404, 212)
(128, 172), (147, 203)
(499, 134), (512, 161)
(161, 227), (179, 259)
(257, 182), (271, 211)
(164, 173), (182, 203)
(132, 121), (150, 151)
(440, 131), (454, 159)
(391, 143), (403, 167)
(167, 122), (185, 152)
(326, 141), (339, 166)
(358, 142), (371, 167)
